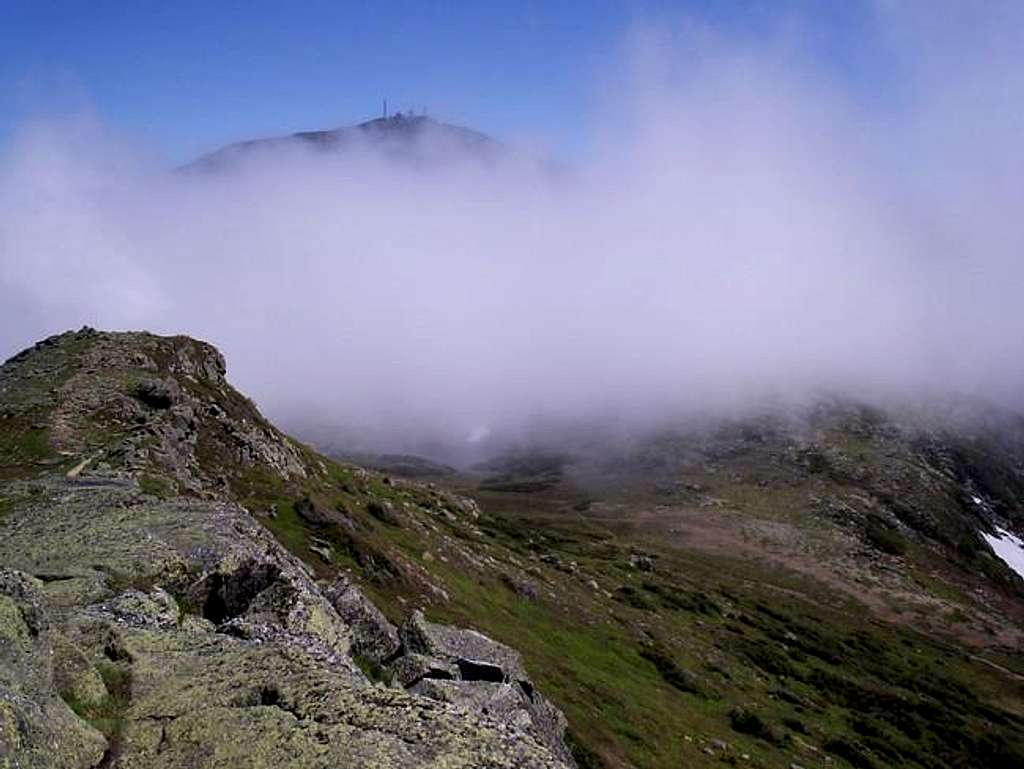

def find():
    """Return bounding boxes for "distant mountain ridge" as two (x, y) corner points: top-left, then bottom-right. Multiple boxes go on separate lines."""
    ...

(188, 113), (504, 171)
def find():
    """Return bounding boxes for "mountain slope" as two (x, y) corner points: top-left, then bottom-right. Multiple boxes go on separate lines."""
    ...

(0, 328), (574, 768)
(2, 328), (1023, 769)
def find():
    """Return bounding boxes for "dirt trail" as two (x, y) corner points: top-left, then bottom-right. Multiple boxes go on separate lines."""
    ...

(970, 654), (1024, 683)
(65, 453), (96, 478)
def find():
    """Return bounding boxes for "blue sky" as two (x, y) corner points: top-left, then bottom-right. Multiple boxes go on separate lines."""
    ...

(1, 1), (883, 163)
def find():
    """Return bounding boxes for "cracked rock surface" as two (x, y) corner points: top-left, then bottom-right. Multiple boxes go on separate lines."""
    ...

(0, 478), (570, 768)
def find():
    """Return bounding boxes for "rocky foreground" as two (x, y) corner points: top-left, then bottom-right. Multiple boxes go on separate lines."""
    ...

(0, 328), (574, 768)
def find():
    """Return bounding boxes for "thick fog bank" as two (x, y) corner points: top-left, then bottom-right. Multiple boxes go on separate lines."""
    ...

(2, 4), (1023, 459)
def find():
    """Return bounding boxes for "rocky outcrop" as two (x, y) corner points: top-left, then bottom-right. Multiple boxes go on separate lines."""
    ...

(0, 329), (577, 768)
(385, 610), (576, 767)
(101, 627), (564, 768)
(1, 327), (308, 493)
(321, 575), (576, 765)
(0, 476), (571, 767)
(0, 571), (107, 769)
(323, 575), (401, 664)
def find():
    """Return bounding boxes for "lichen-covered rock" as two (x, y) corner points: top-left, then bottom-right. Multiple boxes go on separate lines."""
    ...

(410, 678), (537, 731)
(0, 478), (572, 768)
(323, 575), (401, 664)
(135, 377), (180, 409)
(51, 631), (109, 710)
(392, 611), (576, 766)
(87, 587), (181, 629)
(0, 570), (107, 769)
(76, 611), (566, 768)
(401, 610), (518, 670)
(388, 652), (459, 687)
(189, 552), (356, 665)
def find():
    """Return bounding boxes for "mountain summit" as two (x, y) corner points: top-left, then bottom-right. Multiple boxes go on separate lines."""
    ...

(189, 113), (504, 171)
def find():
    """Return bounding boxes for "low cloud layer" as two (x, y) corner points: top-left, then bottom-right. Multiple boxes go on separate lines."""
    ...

(2, 4), (1022, 457)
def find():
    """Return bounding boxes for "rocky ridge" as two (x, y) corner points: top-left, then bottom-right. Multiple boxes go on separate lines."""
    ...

(0, 328), (575, 768)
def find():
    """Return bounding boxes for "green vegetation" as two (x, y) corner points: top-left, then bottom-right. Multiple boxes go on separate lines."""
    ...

(139, 473), (176, 499)
(252, 458), (1024, 769)
(0, 419), (56, 478)
(865, 515), (908, 555)
(5, 329), (1022, 769)
(352, 654), (389, 684)
(0, 331), (102, 479)
(61, 661), (132, 744)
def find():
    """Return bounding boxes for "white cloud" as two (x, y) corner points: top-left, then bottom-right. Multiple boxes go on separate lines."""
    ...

(1, 4), (1022, 456)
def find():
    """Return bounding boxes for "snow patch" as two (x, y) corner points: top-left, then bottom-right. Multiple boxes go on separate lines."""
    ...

(982, 527), (1024, 580)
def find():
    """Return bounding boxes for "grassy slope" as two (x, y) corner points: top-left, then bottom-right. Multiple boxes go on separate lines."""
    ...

(0, 332), (95, 479)
(2, 332), (1022, 769)
(223, 448), (1024, 769)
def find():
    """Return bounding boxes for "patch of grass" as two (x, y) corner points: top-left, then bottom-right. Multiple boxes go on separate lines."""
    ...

(62, 660), (132, 745)
(20, 426), (52, 460)
(138, 473), (175, 499)
(729, 707), (789, 746)
(865, 516), (908, 556)
(637, 643), (710, 698)
(260, 500), (314, 556)
(352, 654), (389, 684)
(0, 418), (56, 477)
(565, 729), (610, 769)
(709, 481), (815, 523)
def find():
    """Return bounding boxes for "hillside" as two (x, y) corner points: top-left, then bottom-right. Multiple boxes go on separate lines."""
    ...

(0, 328), (573, 768)
(2, 328), (1023, 769)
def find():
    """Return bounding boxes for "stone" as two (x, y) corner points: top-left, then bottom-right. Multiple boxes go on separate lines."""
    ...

(399, 610), (525, 679)
(388, 653), (459, 687)
(324, 575), (401, 664)
(391, 610), (576, 766)
(0, 480), (569, 768)
(135, 377), (180, 409)
(368, 499), (404, 526)
(88, 586), (180, 629)
(409, 679), (534, 730)
(112, 627), (565, 769)
(629, 553), (655, 572)
(51, 632), (109, 709)
(294, 496), (332, 526)
(0, 570), (107, 769)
